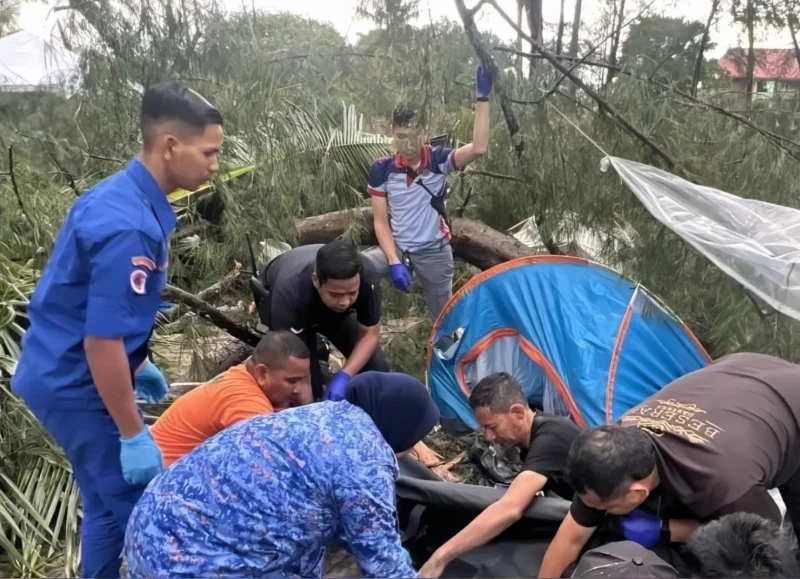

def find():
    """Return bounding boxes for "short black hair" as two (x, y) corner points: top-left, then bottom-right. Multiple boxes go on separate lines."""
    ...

(565, 425), (656, 500)
(683, 513), (800, 578)
(315, 241), (362, 284)
(469, 372), (528, 412)
(140, 81), (223, 149)
(252, 331), (309, 367)
(392, 102), (421, 128)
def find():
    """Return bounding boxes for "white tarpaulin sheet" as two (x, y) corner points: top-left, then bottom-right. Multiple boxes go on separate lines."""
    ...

(604, 156), (800, 321)
(0, 30), (80, 92)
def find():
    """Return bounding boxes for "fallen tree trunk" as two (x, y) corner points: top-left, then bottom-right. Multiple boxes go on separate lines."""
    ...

(296, 208), (535, 271)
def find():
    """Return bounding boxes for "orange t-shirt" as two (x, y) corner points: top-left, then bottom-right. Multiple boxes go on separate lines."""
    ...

(151, 364), (273, 466)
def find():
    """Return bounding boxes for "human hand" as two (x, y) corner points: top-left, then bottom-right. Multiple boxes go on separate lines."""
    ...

(621, 508), (662, 549)
(476, 65), (493, 98)
(418, 554), (447, 578)
(324, 371), (352, 401)
(390, 263), (412, 292)
(120, 426), (163, 486)
(134, 360), (169, 403)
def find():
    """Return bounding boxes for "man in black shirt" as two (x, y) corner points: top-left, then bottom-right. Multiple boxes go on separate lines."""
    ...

(539, 353), (800, 578)
(418, 372), (581, 578)
(258, 242), (389, 400)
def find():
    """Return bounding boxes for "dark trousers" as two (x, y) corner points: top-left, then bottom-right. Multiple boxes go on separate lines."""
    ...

(308, 312), (390, 399)
(27, 405), (148, 578)
(780, 467), (800, 541)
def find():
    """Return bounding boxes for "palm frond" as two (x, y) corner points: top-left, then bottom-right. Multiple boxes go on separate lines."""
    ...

(0, 382), (81, 577)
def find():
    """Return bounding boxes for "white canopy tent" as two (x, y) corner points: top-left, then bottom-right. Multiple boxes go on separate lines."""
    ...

(0, 30), (80, 93)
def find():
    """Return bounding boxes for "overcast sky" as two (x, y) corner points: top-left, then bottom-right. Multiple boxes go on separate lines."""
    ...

(18, 0), (794, 58)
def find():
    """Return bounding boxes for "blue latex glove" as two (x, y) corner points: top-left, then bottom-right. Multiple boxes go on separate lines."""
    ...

(621, 508), (662, 549)
(324, 371), (352, 402)
(120, 426), (163, 485)
(390, 263), (412, 292)
(476, 65), (493, 98)
(134, 360), (169, 403)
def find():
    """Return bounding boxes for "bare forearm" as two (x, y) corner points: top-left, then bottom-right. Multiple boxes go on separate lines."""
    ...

(84, 337), (142, 438)
(539, 516), (594, 579)
(454, 102), (490, 168)
(472, 100), (489, 155)
(342, 326), (380, 375)
(433, 503), (520, 565)
(669, 519), (701, 542)
(374, 219), (399, 265)
(539, 539), (583, 579)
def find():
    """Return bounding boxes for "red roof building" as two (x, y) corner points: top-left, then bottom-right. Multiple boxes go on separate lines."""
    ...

(718, 48), (800, 92)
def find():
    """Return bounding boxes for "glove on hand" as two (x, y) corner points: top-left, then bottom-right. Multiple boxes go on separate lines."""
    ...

(621, 508), (663, 549)
(476, 65), (493, 98)
(120, 426), (163, 486)
(390, 263), (412, 292)
(324, 371), (353, 402)
(134, 360), (169, 403)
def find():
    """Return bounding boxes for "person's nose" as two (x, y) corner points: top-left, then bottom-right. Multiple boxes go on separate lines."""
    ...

(484, 430), (494, 443)
(209, 156), (219, 173)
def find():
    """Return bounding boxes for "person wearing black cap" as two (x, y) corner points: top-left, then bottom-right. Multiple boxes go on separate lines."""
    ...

(362, 67), (493, 322)
(124, 371), (439, 578)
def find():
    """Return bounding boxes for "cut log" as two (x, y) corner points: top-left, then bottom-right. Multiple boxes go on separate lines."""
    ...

(296, 208), (535, 271)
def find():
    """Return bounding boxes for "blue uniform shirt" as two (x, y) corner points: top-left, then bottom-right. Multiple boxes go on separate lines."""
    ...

(12, 160), (176, 410)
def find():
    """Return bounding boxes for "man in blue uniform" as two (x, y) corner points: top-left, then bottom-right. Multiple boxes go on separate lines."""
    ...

(12, 82), (224, 577)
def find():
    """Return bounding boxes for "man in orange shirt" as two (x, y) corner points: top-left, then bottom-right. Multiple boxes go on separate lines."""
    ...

(151, 331), (311, 466)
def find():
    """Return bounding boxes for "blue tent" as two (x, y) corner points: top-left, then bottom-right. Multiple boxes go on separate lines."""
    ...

(426, 256), (710, 430)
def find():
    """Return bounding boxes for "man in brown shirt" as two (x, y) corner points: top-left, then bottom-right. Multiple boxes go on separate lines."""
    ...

(539, 353), (800, 578)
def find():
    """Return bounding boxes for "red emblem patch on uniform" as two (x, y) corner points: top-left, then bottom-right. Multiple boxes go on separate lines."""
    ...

(130, 270), (148, 295)
(132, 256), (156, 271)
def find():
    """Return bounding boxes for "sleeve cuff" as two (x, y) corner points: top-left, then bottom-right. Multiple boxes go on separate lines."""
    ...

(450, 149), (461, 172)
(368, 186), (387, 197)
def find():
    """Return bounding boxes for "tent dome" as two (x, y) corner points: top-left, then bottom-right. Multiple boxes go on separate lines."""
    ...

(427, 256), (710, 431)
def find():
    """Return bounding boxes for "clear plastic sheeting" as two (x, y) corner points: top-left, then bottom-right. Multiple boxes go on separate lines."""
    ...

(604, 156), (800, 321)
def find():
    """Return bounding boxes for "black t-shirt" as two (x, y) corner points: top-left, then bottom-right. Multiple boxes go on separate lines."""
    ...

(260, 244), (381, 337)
(570, 353), (800, 528)
(521, 413), (582, 500)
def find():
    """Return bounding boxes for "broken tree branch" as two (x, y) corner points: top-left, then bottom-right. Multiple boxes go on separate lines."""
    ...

(467, 0), (488, 18)
(162, 283), (261, 346)
(454, 0), (524, 154)
(160, 266), (245, 322)
(486, 0), (679, 170)
(529, 43), (604, 105)
(497, 46), (800, 161)
(494, 46), (621, 71)
(463, 169), (527, 184)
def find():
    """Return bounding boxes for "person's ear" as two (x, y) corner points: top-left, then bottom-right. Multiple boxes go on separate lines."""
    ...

(163, 135), (178, 161)
(312, 273), (321, 290)
(509, 403), (527, 419)
(254, 363), (270, 387)
(629, 481), (651, 503)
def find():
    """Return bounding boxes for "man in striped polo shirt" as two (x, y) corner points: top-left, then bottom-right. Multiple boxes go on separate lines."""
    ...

(363, 66), (492, 321)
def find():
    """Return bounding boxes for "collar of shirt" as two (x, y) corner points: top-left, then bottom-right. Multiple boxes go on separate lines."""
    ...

(125, 159), (178, 236)
(394, 146), (430, 172)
